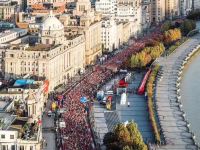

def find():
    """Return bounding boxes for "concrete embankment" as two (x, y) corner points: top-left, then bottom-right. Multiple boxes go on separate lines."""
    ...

(155, 33), (200, 150)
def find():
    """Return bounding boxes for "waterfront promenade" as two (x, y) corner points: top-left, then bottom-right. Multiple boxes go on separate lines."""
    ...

(155, 33), (200, 150)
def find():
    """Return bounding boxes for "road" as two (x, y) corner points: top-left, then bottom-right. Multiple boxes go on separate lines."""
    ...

(42, 98), (57, 150)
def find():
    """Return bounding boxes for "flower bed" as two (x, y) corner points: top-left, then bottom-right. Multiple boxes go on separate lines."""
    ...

(146, 65), (161, 143)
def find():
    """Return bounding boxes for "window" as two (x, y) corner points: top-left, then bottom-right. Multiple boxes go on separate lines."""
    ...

(11, 145), (15, 150)
(20, 146), (24, 150)
(1, 134), (5, 139)
(30, 146), (33, 150)
(1, 145), (7, 150)
(10, 135), (14, 139)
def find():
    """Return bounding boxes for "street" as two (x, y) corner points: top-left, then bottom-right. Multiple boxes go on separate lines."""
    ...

(42, 98), (57, 150)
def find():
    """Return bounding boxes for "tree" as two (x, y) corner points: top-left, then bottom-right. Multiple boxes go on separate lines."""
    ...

(103, 132), (120, 150)
(187, 10), (200, 20)
(103, 121), (147, 150)
(164, 28), (182, 45)
(161, 21), (172, 32)
(114, 123), (131, 147)
(126, 122), (147, 150)
(129, 42), (164, 69)
(180, 19), (196, 36)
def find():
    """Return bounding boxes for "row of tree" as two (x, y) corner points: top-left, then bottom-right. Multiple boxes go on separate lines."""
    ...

(187, 10), (200, 20)
(103, 121), (147, 150)
(129, 43), (165, 68)
(161, 20), (196, 36)
(146, 65), (161, 143)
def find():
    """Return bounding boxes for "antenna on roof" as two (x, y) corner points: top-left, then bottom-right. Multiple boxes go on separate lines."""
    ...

(49, 5), (53, 16)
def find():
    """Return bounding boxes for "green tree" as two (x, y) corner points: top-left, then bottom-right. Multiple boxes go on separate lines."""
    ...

(161, 21), (172, 32)
(103, 122), (147, 150)
(180, 19), (196, 36)
(114, 123), (131, 147)
(126, 122), (147, 150)
(187, 10), (200, 20)
(103, 132), (120, 150)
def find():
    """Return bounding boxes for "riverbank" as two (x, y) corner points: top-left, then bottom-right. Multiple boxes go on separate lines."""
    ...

(180, 50), (200, 145)
(155, 33), (200, 149)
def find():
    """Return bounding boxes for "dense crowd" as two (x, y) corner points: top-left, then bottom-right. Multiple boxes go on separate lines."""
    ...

(60, 30), (162, 150)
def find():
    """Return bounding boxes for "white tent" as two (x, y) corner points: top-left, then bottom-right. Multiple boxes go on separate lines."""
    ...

(120, 93), (127, 105)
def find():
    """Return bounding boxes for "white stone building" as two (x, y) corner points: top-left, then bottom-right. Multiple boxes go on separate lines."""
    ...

(0, 28), (27, 44)
(0, 0), (16, 21)
(1, 11), (86, 91)
(95, 0), (142, 37)
(101, 17), (118, 52)
(95, 0), (117, 15)
(0, 79), (46, 150)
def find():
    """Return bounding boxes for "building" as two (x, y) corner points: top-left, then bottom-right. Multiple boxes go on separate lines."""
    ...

(0, 28), (27, 44)
(151, 0), (165, 23)
(95, 0), (117, 15)
(141, 0), (152, 29)
(96, 0), (142, 37)
(61, 0), (102, 65)
(27, 0), (67, 7)
(165, 0), (180, 19)
(180, 0), (192, 16)
(0, 77), (48, 150)
(101, 17), (118, 52)
(30, 2), (65, 15)
(1, 11), (86, 91)
(0, 22), (15, 32)
(0, 0), (16, 22)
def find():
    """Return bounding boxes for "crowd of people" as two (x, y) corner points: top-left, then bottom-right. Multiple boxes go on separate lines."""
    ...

(59, 30), (162, 150)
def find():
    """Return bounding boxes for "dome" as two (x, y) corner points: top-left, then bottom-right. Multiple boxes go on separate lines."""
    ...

(41, 11), (64, 31)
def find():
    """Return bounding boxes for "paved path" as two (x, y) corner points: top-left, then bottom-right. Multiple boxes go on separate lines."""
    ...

(93, 72), (155, 147)
(155, 33), (200, 150)
(117, 72), (154, 143)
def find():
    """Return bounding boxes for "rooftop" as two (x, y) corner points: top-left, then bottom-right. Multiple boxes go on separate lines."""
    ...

(0, 113), (16, 130)
(26, 44), (52, 51)
(0, 99), (12, 110)
(0, 28), (27, 38)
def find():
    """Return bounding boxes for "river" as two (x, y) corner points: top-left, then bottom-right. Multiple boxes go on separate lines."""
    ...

(180, 50), (200, 143)
(180, 18), (200, 144)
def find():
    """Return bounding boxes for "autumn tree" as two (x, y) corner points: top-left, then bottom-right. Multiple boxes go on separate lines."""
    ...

(129, 43), (165, 68)
(103, 121), (147, 150)
(164, 28), (182, 45)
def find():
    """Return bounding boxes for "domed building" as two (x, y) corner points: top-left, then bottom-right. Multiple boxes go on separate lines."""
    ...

(40, 10), (65, 45)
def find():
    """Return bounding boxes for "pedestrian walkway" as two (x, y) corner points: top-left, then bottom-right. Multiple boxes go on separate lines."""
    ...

(116, 72), (155, 143)
(104, 111), (120, 131)
(155, 33), (200, 150)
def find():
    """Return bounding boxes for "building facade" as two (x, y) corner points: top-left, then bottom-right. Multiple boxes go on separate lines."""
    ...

(0, 0), (16, 22)
(165, 0), (180, 19)
(151, 0), (165, 23)
(0, 28), (27, 44)
(101, 17), (118, 52)
(2, 12), (86, 91)
(95, 0), (117, 15)
(61, 0), (103, 65)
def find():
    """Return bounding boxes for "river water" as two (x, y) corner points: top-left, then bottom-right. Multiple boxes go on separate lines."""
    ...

(180, 50), (200, 143)
(180, 21), (200, 143)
